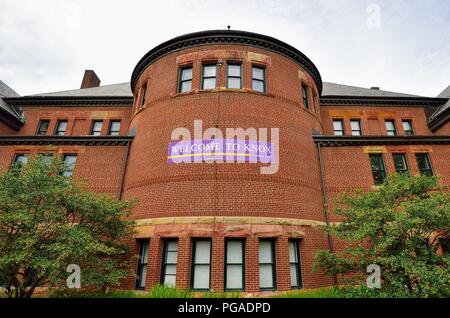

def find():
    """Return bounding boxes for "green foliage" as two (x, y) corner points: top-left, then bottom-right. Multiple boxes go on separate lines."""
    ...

(50, 285), (192, 298)
(0, 155), (135, 298)
(148, 285), (192, 298)
(314, 173), (450, 298)
(272, 287), (342, 298)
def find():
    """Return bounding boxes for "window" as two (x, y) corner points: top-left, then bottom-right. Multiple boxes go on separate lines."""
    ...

(332, 119), (345, 136)
(415, 153), (433, 176)
(302, 85), (309, 109)
(393, 154), (409, 174)
(39, 153), (54, 166)
(252, 66), (265, 93)
(225, 239), (245, 290)
(202, 64), (217, 90)
(259, 240), (276, 290)
(90, 120), (103, 136)
(227, 64), (242, 89)
(161, 240), (178, 287)
(402, 120), (414, 136)
(385, 120), (396, 136)
(178, 66), (193, 93)
(312, 93), (318, 114)
(62, 154), (77, 177)
(369, 154), (386, 185)
(135, 240), (149, 290)
(108, 120), (121, 136)
(289, 240), (302, 289)
(54, 120), (68, 136)
(36, 120), (50, 135)
(350, 119), (362, 136)
(139, 83), (147, 108)
(191, 239), (211, 290)
(12, 154), (29, 169)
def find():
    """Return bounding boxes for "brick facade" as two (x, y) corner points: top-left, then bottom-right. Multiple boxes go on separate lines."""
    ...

(0, 30), (448, 294)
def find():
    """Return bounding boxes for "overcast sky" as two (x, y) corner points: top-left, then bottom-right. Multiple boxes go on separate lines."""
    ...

(0, 0), (449, 97)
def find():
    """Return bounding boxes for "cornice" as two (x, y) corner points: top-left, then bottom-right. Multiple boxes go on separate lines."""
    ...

(320, 96), (447, 107)
(3, 96), (133, 106)
(313, 135), (450, 146)
(130, 29), (323, 94)
(428, 106), (450, 132)
(0, 109), (23, 131)
(0, 135), (134, 146)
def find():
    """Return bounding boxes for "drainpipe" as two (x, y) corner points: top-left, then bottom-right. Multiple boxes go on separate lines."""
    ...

(316, 141), (338, 286)
(118, 139), (132, 200)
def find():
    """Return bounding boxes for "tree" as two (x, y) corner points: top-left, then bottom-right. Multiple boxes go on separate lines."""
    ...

(314, 173), (450, 297)
(0, 155), (135, 298)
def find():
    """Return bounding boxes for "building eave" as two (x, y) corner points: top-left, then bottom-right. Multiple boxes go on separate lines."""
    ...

(427, 106), (450, 132)
(3, 96), (134, 106)
(0, 135), (134, 146)
(0, 108), (24, 131)
(313, 135), (450, 147)
(320, 96), (447, 106)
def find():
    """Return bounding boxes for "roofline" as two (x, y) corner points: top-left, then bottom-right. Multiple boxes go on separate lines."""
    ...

(130, 29), (323, 95)
(3, 96), (133, 106)
(0, 108), (24, 131)
(428, 106), (450, 132)
(320, 96), (447, 106)
(313, 135), (450, 146)
(0, 135), (134, 145)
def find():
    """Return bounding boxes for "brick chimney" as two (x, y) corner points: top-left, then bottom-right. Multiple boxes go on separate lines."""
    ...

(370, 86), (380, 90)
(80, 70), (100, 89)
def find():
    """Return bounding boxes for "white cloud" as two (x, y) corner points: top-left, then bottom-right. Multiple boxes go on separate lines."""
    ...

(0, 0), (448, 96)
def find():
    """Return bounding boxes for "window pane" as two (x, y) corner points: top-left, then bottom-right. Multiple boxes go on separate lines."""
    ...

(228, 77), (241, 89)
(202, 78), (216, 90)
(228, 64), (241, 77)
(63, 155), (77, 177)
(252, 67), (264, 80)
(164, 264), (177, 275)
(166, 250), (178, 263)
(289, 241), (297, 263)
(227, 241), (243, 264)
(139, 265), (147, 288)
(37, 121), (49, 135)
(290, 264), (298, 286)
(252, 80), (264, 92)
(193, 265), (210, 289)
(259, 241), (273, 263)
(181, 68), (192, 81)
(203, 65), (216, 77)
(393, 154), (407, 171)
(370, 155), (383, 170)
(402, 121), (412, 131)
(180, 81), (192, 92)
(167, 241), (178, 251)
(259, 264), (274, 289)
(14, 155), (29, 166)
(164, 274), (176, 287)
(351, 120), (361, 133)
(194, 241), (211, 263)
(385, 121), (394, 130)
(226, 265), (243, 289)
(333, 120), (343, 131)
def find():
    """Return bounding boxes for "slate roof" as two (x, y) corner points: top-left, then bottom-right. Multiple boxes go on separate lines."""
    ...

(28, 82), (133, 97)
(321, 82), (423, 98)
(429, 85), (450, 122)
(0, 80), (21, 118)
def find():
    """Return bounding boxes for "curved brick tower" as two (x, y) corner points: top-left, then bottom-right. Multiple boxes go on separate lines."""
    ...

(123, 30), (333, 292)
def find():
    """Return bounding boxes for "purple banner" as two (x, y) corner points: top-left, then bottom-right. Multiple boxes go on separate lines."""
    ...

(167, 139), (274, 164)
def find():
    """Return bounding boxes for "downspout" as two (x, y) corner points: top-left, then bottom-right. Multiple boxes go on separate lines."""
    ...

(316, 141), (338, 286)
(118, 139), (132, 200)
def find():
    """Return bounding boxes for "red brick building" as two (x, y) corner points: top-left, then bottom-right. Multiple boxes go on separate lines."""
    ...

(1, 30), (449, 293)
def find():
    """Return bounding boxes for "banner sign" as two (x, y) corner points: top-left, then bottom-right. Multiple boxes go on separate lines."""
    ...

(167, 139), (274, 164)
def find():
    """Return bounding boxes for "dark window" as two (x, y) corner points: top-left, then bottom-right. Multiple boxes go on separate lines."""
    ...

(402, 120), (414, 136)
(350, 119), (362, 136)
(369, 154), (386, 185)
(289, 240), (302, 289)
(202, 64), (217, 90)
(415, 153), (433, 176)
(225, 239), (245, 291)
(191, 239), (211, 290)
(259, 239), (276, 290)
(39, 153), (54, 166)
(36, 120), (50, 135)
(62, 154), (77, 177)
(12, 154), (29, 169)
(252, 66), (265, 93)
(393, 154), (409, 174)
(135, 240), (149, 290)
(302, 85), (309, 109)
(139, 83), (147, 108)
(54, 120), (68, 136)
(90, 120), (103, 136)
(385, 120), (396, 136)
(108, 120), (121, 136)
(178, 67), (193, 93)
(227, 64), (242, 89)
(161, 240), (178, 287)
(332, 119), (345, 136)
